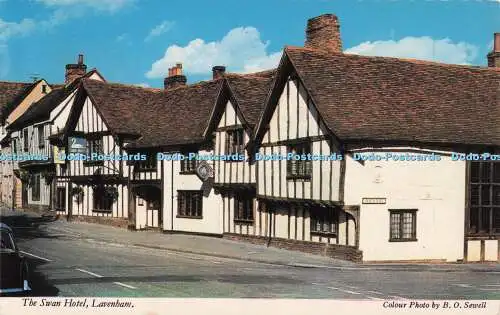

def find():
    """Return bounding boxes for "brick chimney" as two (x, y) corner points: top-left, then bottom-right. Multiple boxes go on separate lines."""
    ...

(65, 54), (87, 84)
(487, 33), (500, 68)
(305, 14), (342, 53)
(212, 66), (226, 80)
(164, 63), (187, 89)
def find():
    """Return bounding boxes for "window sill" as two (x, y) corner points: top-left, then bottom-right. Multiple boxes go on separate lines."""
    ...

(311, 231), (337, 237)
(287, 175), (311, 181)
(234, 219), (254, 225)
(176, 215), (203, 219)
(92, 209), (112, 213)
(225, 158), (244, 163)
(389, 238), (418, 242)
(466, 232), (500, 238)
(137, 168), (157, 172)
(83, 161), (104, 166)
(179, 171), (197, 175)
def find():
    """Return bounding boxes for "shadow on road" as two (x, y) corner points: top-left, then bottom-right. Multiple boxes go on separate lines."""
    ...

(24, 258), (60, 296)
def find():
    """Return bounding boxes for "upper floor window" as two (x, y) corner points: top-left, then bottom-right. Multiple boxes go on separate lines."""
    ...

(138, 153), (157, 171)
(87, 137), (103, 156)
(468, 161), (500, 235)
(225, 129), (244, 155)
(287, 142), (312, 180)
(38, 125), (45, 148)
(42, 85), (48, 94)
(180, 153), (197, 173)
(12, 139), (17, 154)
(23, 129), (29, 152)
(389, 209), (417, 242)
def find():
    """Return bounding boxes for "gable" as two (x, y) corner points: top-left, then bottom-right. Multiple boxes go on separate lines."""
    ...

(50, 90), (78, 132)
(285, 46), (500, 147)
(5, 80), (52, 125)
(261, 75), (329, 144)
(74, 96), (110, 133)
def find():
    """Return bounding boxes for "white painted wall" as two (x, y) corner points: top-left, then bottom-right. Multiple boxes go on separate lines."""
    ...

(344, 148), (465, 262)
(162, 149), (223, 235)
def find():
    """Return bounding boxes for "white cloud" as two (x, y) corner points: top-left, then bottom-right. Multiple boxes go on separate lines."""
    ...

(0, 18), (37, 41)
(345, 36), (478, 65)
(145, 20), (175, 42)
(35, 0), (135, 12)
(146, 27), (281, 78)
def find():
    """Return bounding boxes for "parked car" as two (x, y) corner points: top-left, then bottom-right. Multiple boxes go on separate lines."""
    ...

(0, 223), (30, 295)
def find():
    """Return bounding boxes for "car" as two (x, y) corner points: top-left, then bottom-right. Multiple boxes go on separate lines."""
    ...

(0, 222), (31, 296)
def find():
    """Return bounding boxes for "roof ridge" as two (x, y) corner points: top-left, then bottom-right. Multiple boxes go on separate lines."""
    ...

(285, 45), (500, 73)
(82, 79), (163, 92)
(0, 80), (32, 85)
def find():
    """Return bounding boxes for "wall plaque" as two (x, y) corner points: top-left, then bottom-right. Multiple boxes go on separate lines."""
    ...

(362, 197), (386, 204)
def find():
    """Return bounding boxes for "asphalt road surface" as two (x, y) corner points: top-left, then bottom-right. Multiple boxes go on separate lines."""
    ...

(7, 220), (500, 299)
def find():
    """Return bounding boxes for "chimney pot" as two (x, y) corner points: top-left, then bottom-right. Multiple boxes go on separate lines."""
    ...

(487, 32), (500, 68)
(65, 54), (87, 84)
(212, 66), (226, 80)
(164, 63), (187, 89)
(305, 14), (343, 53)
(494, 33), (500, 53)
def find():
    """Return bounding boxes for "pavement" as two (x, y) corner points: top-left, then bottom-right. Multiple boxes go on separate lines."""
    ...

(1, 207), (500, 298)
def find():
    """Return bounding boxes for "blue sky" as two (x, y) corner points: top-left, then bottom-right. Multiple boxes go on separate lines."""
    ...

(0, 0), (498, 87)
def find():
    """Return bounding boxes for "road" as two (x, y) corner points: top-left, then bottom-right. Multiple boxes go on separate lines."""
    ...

(6, 218), (500, 299)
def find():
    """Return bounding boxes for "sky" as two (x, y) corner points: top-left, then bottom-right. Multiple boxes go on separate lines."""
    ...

(0, 0), (498, 87)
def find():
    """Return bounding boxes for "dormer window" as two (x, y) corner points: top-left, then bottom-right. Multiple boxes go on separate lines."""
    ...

(225, 129), (244, 155)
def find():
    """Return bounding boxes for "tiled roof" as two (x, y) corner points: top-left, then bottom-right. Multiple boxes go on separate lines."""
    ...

(126, 80), (223, 148)
(0, 81), (35, 122)
(225, 70), (275, 126)
(284, 46), (500, 147)
(8, 70), (103, 130)
(82, 80), (162, 136)
(84, 71), (275, 149)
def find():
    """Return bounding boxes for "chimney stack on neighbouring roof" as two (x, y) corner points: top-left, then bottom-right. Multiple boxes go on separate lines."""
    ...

(212, 66), (226, 80)
(65, 54), (87, 84)
(487, 33), (500, 68)
(305, 14), (342, 53)
(164, 63), (187, 90)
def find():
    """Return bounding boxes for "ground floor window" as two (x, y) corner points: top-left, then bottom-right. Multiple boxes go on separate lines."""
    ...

(93, 186), (113, 212)
(32, 173), (40, 201)
(468, 161), (500, 235)
(310, 207), (337, 235)
(389, 209), (417, 241)
(177, 190), (202, 218)
(234, 194), (254, 222)
(469, 208), (500, 234)
(56, 187), (65, 211)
